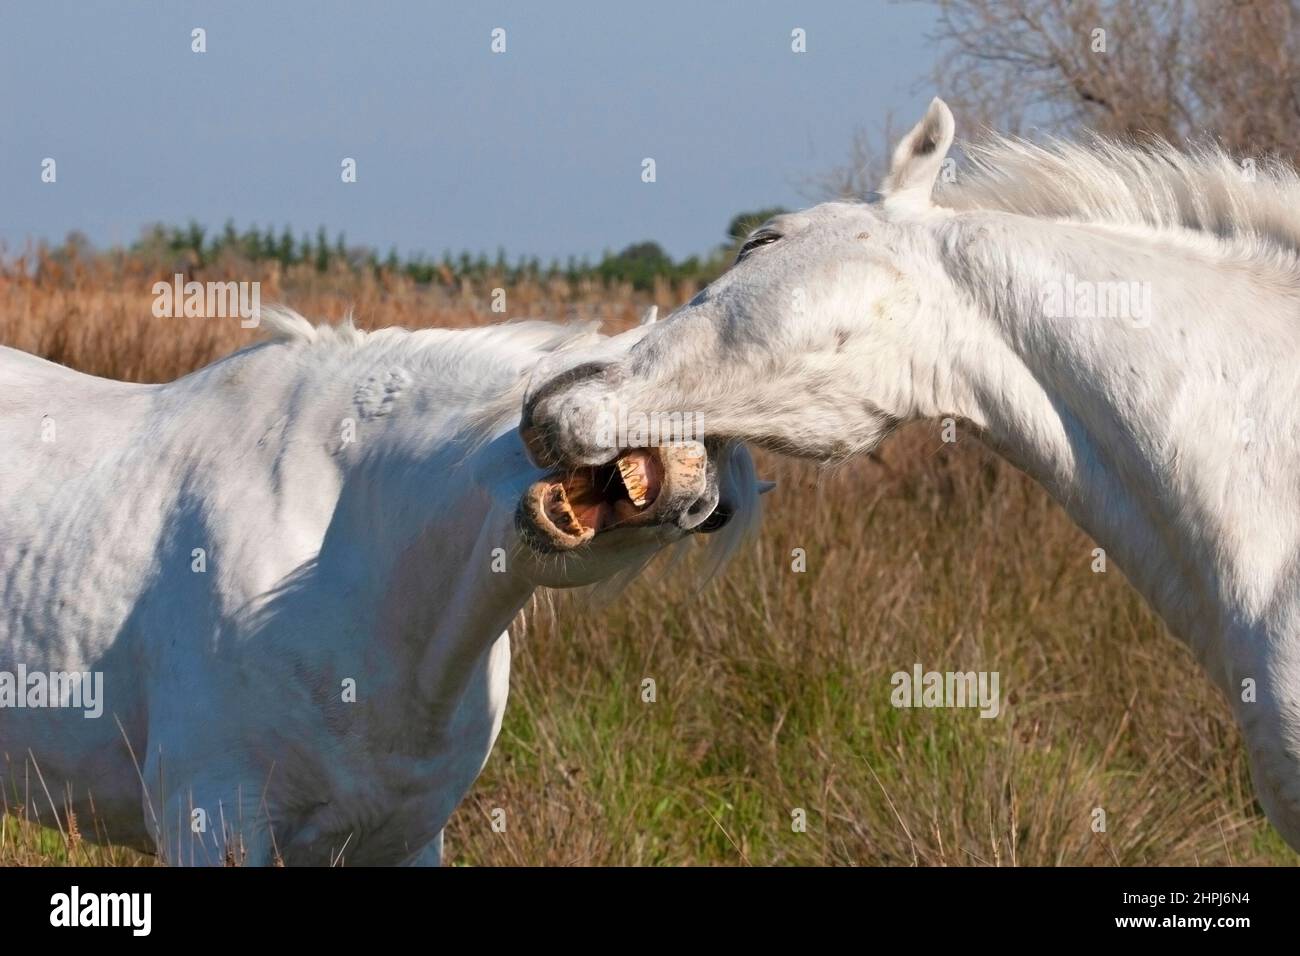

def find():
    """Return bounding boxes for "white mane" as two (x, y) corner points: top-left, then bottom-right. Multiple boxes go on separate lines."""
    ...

(257, 304), (602, 355)
(253, 306), (608, 438)
(939, 134), (1300, 255)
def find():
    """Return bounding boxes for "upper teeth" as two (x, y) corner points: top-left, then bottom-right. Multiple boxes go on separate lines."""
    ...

(618, 456), (651, 507)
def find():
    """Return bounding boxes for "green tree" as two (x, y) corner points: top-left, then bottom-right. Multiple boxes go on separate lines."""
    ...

(598, 241), (674, 290)
(278, 227), (295, 264)
(314, 226), (330, 272)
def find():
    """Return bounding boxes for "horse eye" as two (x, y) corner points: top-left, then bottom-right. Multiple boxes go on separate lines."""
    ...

(737, 231), (781, 261)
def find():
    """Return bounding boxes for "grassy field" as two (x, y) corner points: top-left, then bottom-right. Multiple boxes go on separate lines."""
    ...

(2, 254), (1295, 866)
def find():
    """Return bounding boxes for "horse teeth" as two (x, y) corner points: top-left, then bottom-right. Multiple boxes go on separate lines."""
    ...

(618, 456), (650, 507)
(544, 482), (586, 534)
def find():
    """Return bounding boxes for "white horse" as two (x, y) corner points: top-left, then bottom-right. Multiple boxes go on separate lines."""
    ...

(0, 308), (758, 865)
(521, 98), (1300, 851)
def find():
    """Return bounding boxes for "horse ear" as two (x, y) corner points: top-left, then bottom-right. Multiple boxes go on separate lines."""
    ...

(880, 97), (954, 208)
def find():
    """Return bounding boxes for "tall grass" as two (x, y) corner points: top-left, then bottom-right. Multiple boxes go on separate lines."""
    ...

(1, 254), (1293, 865)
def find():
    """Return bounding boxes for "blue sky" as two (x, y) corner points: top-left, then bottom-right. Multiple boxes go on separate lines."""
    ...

(0, 1), (938, 262)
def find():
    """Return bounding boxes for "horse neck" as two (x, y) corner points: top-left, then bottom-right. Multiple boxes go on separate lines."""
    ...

(254, 344), (534, 721)
(927, 211), (1300, 677)
(333, 433), (532, 704)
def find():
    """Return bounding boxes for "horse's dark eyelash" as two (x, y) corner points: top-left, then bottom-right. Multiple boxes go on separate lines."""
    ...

(738, 232), (781, 258)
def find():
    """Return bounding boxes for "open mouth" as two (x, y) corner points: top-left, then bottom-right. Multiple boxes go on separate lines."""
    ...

(538, 449), (663, 536)
(519, 444), (706, 551)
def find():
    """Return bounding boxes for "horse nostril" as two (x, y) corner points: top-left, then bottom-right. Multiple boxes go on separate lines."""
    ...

(522, 363), (613, 427)
(519, 424), (556, 468)
(696, 506), (732, 534)
(520, 361), (617, 467)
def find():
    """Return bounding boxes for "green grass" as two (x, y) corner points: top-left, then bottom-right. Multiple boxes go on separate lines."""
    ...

(443, 436), (1298, 866)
